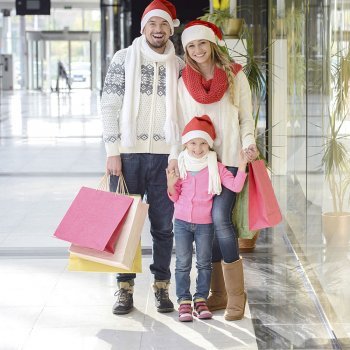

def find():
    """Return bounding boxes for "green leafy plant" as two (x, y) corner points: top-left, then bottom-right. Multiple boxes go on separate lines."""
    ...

(198, 8), (234, 29)
(321, 49), (350, 213)
(198, 7), (244, 37)
(227, 24), (270, 163)
(228, 23), (270, 245)
(199, 8), (271, 164)
(322, 110), (350, 213)
(276, 7), (306, 122)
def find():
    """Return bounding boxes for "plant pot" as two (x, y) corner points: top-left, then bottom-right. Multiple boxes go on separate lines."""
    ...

(322, 212), (350, 246)
(222, 18), (244, 37)
(238, 231), (260, 252)
(275, 18), (286, 37)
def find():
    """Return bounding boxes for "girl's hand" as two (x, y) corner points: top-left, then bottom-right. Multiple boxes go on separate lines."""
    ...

(167, 159), (179, 177)
(166, 169), (179, 188)
(238, 150), (249, 172)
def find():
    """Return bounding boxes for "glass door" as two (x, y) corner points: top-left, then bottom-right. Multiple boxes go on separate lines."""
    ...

(70, 41), (91, 89)
(28, 39), (44, 90)
(26, 31), (98, 91)
(49, 41), (69, 92)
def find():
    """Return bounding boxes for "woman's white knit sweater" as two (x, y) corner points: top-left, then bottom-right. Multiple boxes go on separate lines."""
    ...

(177, 70), (256, 167)
(101, 48), (184, 158)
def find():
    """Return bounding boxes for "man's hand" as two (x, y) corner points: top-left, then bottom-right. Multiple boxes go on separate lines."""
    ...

(167, 159), (179, 177)
(106, 155), (122, 176)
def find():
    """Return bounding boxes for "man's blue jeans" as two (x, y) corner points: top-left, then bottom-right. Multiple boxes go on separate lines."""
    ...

(110, 153), (174, 283)
(174, 219), (214, 303)
(212, 166), (240, 263)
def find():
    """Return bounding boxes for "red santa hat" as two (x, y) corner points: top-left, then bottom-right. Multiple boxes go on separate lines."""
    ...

(182, 115), (216, 147)
(140, 0), (180, 35)
(181, 20), (225, 49)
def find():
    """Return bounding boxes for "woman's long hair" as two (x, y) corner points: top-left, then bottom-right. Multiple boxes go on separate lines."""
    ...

(184, 42), (236, 105)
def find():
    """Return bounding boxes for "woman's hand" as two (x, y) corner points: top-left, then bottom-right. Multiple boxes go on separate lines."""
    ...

(245, 144), (259, 162)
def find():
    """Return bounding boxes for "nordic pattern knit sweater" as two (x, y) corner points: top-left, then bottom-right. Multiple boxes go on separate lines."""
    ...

(101, 48), (184, 158)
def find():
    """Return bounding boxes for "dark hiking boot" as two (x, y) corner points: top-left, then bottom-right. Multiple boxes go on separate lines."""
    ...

(153, 280), (174, 313)
(112, 281), (134, 315)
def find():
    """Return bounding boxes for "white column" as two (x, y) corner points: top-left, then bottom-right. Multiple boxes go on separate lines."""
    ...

(229, 0), (237, 17)
(19, 16), (28, 89)
(1, 10), (12, 54)
(271, 39), (288, 175)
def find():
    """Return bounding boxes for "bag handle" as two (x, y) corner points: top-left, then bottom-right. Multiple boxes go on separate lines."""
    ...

(97, 173), (129, 195)
(115, 173), (129, 195)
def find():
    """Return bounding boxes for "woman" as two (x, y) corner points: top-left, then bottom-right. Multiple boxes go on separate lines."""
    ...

(177, 20), (258, 321)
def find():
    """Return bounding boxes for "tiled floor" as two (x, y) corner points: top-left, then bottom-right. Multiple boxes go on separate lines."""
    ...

(0, 90), (341, 349)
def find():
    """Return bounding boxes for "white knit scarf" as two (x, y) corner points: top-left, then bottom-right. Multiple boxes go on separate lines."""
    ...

(120, 35), (179, 147)
(178, 149), (222, 195)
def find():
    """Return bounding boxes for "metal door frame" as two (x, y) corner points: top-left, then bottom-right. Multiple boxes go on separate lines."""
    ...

(26, 30), (100, 90)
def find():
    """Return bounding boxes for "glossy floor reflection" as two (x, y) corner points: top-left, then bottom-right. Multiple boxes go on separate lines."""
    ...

(276, 174), (350, 349)
(0, 90), (342, 349)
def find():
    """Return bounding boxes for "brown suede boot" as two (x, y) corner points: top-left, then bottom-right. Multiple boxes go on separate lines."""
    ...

(207, 261), (227, 311)
(221, 258), (247, 321)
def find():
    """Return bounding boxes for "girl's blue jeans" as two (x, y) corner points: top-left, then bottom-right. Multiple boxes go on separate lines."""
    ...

(174, 218), (214, 303)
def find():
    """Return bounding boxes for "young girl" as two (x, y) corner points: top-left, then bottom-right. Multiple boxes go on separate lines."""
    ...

(177, 20), (259, 321)
(167, 115), (248, 322)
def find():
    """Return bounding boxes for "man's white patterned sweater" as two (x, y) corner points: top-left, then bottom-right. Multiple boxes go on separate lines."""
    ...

(101, 48), (184, 158)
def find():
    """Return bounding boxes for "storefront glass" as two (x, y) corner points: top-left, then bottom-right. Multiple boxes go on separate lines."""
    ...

(270, 0), (350, 344)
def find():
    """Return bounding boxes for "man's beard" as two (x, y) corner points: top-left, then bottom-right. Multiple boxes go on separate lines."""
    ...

(146, 38), (167, 50)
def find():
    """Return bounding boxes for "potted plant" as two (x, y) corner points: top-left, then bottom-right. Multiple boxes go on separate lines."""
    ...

(285, 7), (305, 123)
(229, 25), (268, 251)
(198, 6), (244, 37)
(321, 48), (350, 246)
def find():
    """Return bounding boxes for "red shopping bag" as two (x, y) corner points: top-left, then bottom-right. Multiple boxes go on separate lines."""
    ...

(248, 160), (282, 230)
(53, 187), (134, 253)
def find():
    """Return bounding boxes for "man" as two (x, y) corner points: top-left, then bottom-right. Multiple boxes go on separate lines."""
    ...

(100, 0), (184, 315)
(56, 60), (71, 91)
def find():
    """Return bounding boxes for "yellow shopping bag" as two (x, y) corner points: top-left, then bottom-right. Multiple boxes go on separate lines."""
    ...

(68, 241), (142, 273)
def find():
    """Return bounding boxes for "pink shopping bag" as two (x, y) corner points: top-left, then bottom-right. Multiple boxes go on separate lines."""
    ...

(248, 160), (282, 230)
(69, 196), (148, 270)
(53, 187), (134, 253)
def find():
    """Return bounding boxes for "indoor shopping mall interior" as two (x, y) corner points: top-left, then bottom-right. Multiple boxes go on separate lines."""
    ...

(0, 0), (350, 349)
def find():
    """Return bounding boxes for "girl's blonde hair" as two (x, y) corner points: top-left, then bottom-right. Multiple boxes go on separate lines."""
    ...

(184, 42), (236, 106)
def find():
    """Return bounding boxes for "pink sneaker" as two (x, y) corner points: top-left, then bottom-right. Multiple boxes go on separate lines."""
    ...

(193, 300), (212, 319)
(178, 302), (193, 322)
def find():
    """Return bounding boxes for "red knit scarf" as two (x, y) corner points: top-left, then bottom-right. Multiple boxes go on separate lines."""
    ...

(182, 63), (242, 105)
